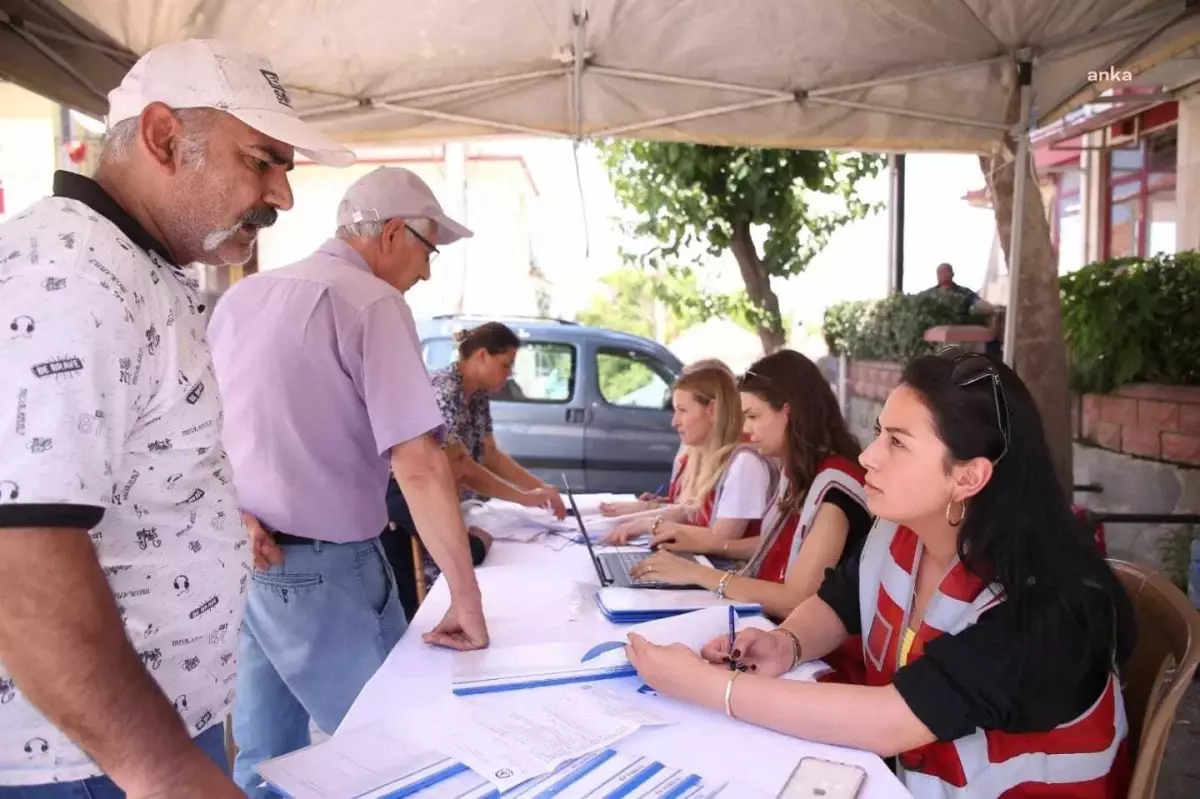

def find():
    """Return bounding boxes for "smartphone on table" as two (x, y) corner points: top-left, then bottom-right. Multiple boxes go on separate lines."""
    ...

(777, 757), (867, 799)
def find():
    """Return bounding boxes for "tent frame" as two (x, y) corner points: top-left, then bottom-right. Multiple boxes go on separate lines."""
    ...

(8, 0), (1200, 371)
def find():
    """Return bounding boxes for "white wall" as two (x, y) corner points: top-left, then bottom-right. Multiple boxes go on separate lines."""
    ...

(0, 84), (58, 222)
(256, 153), (541, 319)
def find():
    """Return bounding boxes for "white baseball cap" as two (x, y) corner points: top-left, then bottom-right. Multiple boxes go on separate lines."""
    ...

(336, 167), (473, 245)
(107, 39), (355, 168)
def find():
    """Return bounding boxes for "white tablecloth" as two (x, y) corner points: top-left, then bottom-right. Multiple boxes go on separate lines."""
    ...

(339, 537), (912, 797)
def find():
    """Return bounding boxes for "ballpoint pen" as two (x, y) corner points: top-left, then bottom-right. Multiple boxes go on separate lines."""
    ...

(728, 605), (738, 671)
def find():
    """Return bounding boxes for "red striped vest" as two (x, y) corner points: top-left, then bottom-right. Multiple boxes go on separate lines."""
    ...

(672, 445), (772, 538)
(751, 455), (867, 584)
(858, 520), (1130, 798)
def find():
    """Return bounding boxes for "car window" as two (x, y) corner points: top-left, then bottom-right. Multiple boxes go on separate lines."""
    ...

(421, 337), (457, 371)
(500, 341), (575, 403)
(422, 336), (575, 404)
(596, 348), (677, 410)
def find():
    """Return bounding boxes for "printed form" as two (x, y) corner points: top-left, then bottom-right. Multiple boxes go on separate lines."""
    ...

(256, 719), (459, 799)
(421, 683), (677, 791)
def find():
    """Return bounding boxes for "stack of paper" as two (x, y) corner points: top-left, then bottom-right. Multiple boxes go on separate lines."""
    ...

(256, 720), (467, 799)
(462, 501), (560, 543)
(260, 684), (677, 798)
(397, 748), (714, 799)
(452, 607), (774, 695)
(596, 586), (762, 623)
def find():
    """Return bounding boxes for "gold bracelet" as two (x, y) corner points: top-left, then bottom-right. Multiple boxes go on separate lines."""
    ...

(775, 627), (803, 670)
(651, 516), (664, 534)
(724, 671), (741, 718)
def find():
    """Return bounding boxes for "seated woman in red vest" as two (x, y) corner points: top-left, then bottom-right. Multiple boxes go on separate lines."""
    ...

(623, 348), (1135, 799)
(625, 351), (872, 617)
(601, 365), (774, 546)
(600, 358), (737, 516)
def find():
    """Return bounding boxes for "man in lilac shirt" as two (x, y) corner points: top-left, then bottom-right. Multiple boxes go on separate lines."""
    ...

(207, 167), (488, 797)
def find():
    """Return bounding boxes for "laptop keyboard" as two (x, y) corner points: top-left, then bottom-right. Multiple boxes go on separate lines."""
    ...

(615, 551), (651, 573)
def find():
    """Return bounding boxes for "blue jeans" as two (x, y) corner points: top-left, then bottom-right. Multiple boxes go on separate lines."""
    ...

(0, 724), (227, 797)
(232, 537), (406, 798)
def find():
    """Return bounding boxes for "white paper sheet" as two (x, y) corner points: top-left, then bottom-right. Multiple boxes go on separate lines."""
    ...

(418, 684), (676, 791)
(360, 766), (487, 799)
(452, 607), (777, 692)
(256, 719), (456, 799)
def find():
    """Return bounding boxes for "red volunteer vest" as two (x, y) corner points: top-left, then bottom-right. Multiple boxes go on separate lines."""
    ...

(859, 521), (1130, 798)
(745, 455), (869, 684)
(754, 455), (867, 584)
(671, 445), (768, 538)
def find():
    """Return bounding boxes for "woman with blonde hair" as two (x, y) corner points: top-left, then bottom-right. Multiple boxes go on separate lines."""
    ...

(602, 358), (735, 513)
(602, 365), (775, 546)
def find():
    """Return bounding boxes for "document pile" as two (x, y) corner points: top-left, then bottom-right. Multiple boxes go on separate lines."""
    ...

(256, 684), (684, 798)
(451, 606), (775, 695)
(461, 494), (635, 544)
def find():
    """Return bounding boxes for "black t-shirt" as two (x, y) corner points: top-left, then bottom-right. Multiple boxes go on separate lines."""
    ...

(821, 488), (873, 566)
(817, 536), (1120, 742)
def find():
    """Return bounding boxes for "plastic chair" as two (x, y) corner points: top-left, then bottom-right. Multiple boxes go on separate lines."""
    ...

(1109, 559), (1200, 798)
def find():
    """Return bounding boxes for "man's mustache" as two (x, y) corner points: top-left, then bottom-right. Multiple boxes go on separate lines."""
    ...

(239, 206), (278, 229)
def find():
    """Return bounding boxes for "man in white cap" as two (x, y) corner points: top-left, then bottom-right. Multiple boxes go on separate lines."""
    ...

(0, 40), (352, 797)
(207, 166), (489, 796)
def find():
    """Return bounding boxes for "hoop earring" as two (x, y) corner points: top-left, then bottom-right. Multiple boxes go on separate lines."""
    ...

(946, 499), (966, 527)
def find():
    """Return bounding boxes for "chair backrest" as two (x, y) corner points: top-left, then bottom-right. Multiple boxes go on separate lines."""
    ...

(1109, 559), (1200, 798)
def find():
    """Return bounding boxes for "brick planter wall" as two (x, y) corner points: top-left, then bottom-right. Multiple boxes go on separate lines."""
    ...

(1080, 384), (1200, 467)
(847, 361), (904, 402)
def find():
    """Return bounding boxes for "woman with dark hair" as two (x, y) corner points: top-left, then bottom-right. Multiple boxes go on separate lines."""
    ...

(626, 350), (872, 683)
(623, 348), (1135, 798)
(382, 322), (566, 617)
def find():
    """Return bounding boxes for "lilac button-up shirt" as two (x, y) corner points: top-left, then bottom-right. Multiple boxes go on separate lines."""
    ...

(208, 238), (442, 543)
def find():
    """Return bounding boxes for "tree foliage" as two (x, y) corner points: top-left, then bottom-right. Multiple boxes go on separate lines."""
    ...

(576, 265), (712, 340)
(599, 141), (884, 351)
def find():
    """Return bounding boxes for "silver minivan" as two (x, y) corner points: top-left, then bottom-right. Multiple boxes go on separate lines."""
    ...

(415, 315), (684, 494)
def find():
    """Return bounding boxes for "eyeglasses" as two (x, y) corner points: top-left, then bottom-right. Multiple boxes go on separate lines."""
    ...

(936, 346), (1010, 464)
(405, 223), (440, 262)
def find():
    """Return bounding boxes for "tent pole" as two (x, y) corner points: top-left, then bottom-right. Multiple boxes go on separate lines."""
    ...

(1002, 58), (1034, 367)
(887, 154), (906, 295)
(572, 2), (588, 139)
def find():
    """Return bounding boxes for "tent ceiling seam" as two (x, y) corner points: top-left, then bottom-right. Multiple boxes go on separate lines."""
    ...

(4, 16), (104, 100)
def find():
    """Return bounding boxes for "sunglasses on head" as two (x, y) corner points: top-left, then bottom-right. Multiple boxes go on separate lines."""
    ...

(737, 368), (770, 389)
(935, 346), (1011, 464)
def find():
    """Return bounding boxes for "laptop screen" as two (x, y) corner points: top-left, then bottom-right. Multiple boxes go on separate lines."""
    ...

(562, 474), (610, 586)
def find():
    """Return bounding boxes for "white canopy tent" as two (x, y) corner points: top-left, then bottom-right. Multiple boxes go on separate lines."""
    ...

(4, 0), (1200, 362)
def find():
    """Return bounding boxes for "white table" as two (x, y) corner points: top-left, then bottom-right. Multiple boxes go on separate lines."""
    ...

(340, 538), (911, 797)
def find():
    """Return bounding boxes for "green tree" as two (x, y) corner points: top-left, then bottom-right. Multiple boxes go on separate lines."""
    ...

(576, 264), (714, 341)
(599, 142), (884, 352)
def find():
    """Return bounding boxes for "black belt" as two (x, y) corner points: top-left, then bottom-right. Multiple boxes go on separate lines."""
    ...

(264, 526), (320, 547)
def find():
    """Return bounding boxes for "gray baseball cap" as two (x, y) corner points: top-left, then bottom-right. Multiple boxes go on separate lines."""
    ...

(336, 166), (473, 244)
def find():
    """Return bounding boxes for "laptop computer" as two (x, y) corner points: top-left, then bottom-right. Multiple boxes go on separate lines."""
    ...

(562, 475), (709, 590)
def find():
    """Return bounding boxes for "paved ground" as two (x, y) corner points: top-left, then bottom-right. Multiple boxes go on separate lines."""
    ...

(1159, 678), (1200, 797)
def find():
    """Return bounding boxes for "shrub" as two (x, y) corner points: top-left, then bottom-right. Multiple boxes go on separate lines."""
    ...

(1060, 251), (1200, 393)
(824, 293), (975, 362)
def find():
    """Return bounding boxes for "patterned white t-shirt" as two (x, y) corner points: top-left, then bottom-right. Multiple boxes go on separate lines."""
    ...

(0, 174), (250, 785)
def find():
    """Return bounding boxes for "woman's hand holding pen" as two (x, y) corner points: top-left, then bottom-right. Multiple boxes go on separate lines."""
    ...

(700, 627), (793, 678)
